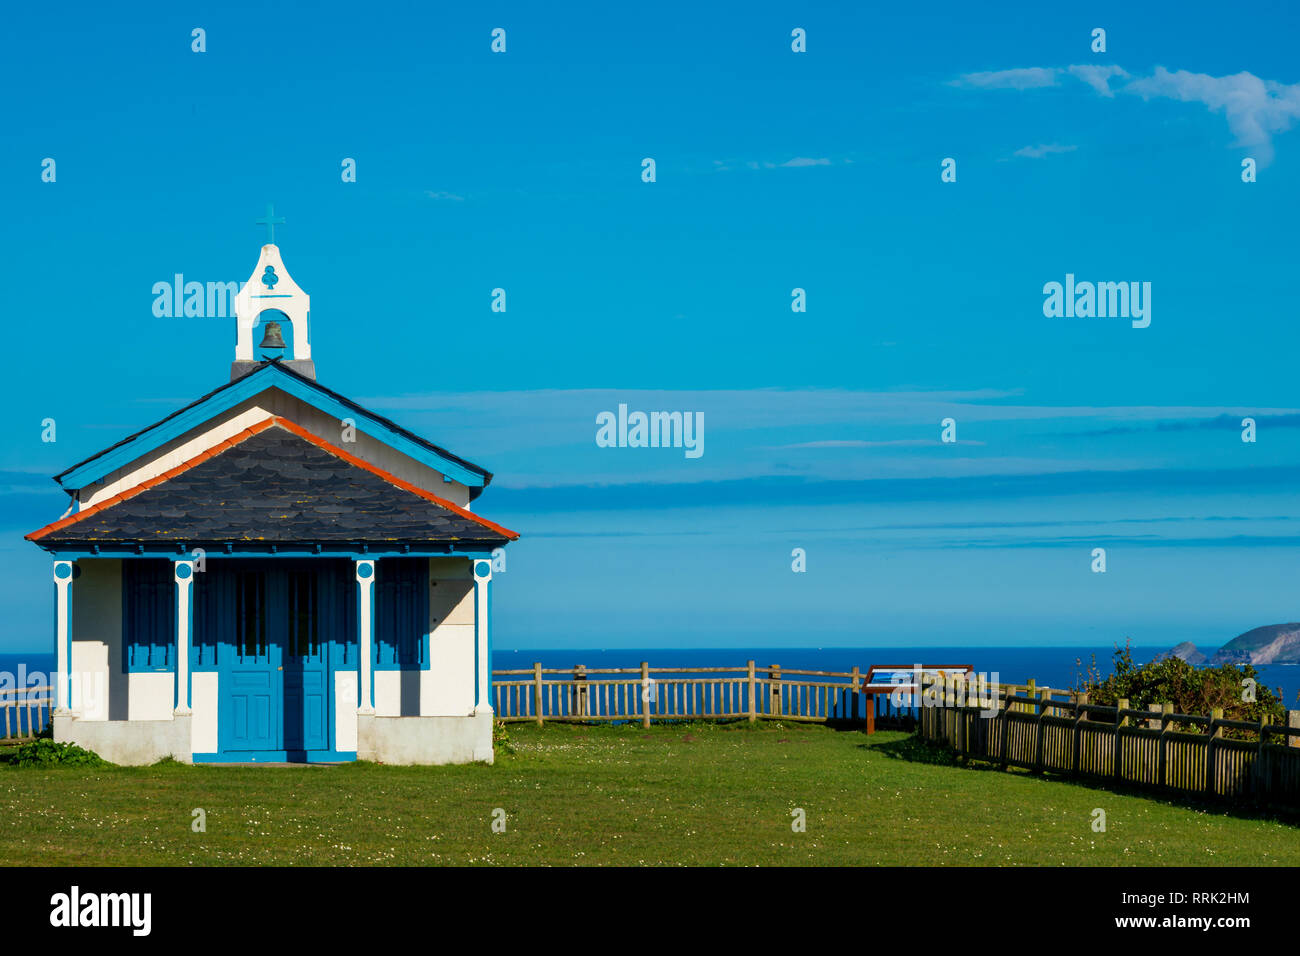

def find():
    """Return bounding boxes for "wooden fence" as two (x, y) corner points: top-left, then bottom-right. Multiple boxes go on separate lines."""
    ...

(492, 662), (925, 727)
(919, 677), (1300, 809)
(0, 685), (53, 744)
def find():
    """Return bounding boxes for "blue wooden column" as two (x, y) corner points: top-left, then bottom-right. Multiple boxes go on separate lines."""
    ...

(473, 559), (492, 714)
(355, 559), (375, 713)
(173, 558), (195, 714)
(53, 560), (74, 713)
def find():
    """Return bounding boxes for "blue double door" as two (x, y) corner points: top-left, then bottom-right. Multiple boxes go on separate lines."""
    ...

(196, 559), (355, 760)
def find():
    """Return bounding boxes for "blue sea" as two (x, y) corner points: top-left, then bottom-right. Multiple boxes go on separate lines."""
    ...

(5, 646), (1298, 706)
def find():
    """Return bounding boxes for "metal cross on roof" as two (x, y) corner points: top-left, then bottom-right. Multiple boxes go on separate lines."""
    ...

(255, 203), (285, 244)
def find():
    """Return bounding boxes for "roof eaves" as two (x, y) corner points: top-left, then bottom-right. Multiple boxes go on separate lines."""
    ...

(28, 416), (519, 544)
(52, 360), (494, 494)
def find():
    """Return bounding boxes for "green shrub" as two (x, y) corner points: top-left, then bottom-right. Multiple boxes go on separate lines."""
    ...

(4, 739), (107, 767)
(492, 719), (515, 755)
(1078, 639), (1286, 739)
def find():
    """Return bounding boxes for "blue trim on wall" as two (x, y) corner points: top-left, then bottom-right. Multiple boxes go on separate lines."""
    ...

(193, 750), (357, 764)
(123, 560), (175, 673)
(57, 363), (486, 491)
(373, 558), (430, 671)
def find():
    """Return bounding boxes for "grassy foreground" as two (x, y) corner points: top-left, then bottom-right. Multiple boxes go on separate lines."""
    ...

(2, 721), (1298, 866)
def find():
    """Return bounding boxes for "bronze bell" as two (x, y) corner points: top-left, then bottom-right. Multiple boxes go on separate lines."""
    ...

(259, 320), (287, 353)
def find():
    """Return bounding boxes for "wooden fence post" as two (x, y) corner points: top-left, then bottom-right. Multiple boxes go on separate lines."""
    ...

(960, 675), (971, 756)
(573, 664), (587, 718)
(1072, 691), (1088, 775)
(769, 665), (781, 718)
(949, 674), (960, 753)
(533, 662), (544, 726)
(998, 683), (1011, 770)
(1113, 698), (1129, 781)
(1205, 706), (1223, 796)
(850, 666), (860, 725)
(747, 660), (757, 723)
(1255, 714), (1271, 804)
(1288, 710), (1300, 749)
(1032, 688), (1051, 772)
(641, 662), (651, 729)
(1157, 701), (1172, 786)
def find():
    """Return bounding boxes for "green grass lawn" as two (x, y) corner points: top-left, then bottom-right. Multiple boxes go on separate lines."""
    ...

(2, 721), (1297, 866)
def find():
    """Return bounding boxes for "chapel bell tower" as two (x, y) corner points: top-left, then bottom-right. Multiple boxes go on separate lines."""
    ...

(231, 204), (315, 381)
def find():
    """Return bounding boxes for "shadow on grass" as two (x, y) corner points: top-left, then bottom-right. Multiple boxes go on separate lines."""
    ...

(824, 717), (915, 734)
(867, 734), (970, 767)
(873, 732), (1300, 826)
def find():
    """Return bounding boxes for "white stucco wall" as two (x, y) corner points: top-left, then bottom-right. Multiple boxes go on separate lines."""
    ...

(70, 643), (109, 720)
(426, 558), (476, 716)
(69, 559), (119, 720)
(373, 671), (403, 717)
(336, 670), (358, 752)
(79, 388), (472, 509)
(128, 673), (175, 721)
(55, 714), (192, 766)
(192, 671), (218, 753)
(357, 712), (493, 765)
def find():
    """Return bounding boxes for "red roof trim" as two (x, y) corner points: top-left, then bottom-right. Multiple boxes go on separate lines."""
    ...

(26, 419), (278, 541)
(26, 416), (519, 543)
(271, 417), (518, 540)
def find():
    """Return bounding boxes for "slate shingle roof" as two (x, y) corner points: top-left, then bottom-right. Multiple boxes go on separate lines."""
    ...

(27, 418), (518, 547)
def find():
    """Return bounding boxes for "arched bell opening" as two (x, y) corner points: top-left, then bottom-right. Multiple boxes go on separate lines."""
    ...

(254, 308), (294, 361)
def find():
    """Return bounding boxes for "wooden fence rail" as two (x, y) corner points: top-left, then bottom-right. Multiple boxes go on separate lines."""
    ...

(0, 685), (53, 744)
(918, 676), (1300, 809)
(491, 662), (925, 728)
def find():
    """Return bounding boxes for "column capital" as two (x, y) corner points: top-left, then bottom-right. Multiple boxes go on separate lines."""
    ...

(473, 559), (492, 583)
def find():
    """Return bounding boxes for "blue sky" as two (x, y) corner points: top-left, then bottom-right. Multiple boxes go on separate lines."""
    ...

(3, 1), (1299, 650)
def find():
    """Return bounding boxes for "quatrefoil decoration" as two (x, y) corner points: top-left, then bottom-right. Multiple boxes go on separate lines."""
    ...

(261, 265), (280, 289)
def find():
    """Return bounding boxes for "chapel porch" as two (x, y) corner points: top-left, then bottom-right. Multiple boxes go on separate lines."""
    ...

(45, 551), (498, 765)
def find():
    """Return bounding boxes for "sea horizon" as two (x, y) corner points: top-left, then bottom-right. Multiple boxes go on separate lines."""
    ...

(6, 644), (1297, 704)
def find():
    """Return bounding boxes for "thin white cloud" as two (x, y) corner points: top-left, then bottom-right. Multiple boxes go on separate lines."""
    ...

(1067, 64), (1130, 97)
(955, 63), (1300, 164)
(721, 157), (838, 171)
(1126, 66), (1300, 163)
(1012, 143), (1078, 159)
(952, 67), (1061, 90)
(770, 439), (987, 449)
